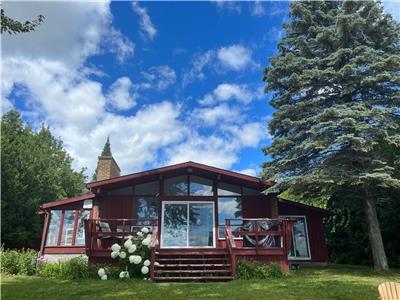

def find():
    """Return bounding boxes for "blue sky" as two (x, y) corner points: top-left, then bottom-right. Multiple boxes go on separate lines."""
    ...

(2, 1), (399, 179)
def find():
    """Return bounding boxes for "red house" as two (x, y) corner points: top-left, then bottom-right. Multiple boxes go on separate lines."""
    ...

(38, 154), (332, 281)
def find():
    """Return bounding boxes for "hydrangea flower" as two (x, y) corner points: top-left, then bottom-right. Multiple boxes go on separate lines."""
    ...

(142, 237), (151, 246)
(101, 274), (108, 280)
(119, 271), (129, 279)
(129, 255), (142, 264)
(124, 239), (133, 249)
(111, 243), (121, 252)
(154, 262), (160, 266)
(137, 232), (143, 237)
(98, 268), (106, 277)
(111, 251), (119, 259)
(143, 259), (151, 267)
(119, 251), (127, 259)
(128, 244), (137, 253)
(141, 227), (149, 234)
(141, 266), (149, 274)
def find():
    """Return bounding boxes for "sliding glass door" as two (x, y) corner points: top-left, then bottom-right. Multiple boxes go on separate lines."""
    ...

(161, 201), (215, 248)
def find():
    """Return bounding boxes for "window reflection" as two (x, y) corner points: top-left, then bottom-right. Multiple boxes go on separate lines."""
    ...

(217, 182), (241, 196)
(135, 181), (159, 195)
(75, 210), (89, 246)
(46, 210), (62, 246)
(217, 197), (242, 238)
(135, 196), (158, 225)
(189, 176), (213, 196)
(60, 211), (75, 246)
(286, 216), (310, 259)
(164, 176), (188, 195)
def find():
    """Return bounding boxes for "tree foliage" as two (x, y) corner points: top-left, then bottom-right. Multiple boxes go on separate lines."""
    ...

(101, 137), (112, 157)
(263, 0), (400, 270)
(1, 9), (45, 35)
(1, 111), (86, 249)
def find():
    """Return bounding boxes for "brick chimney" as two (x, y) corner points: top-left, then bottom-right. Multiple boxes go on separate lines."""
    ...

(95, 137), (121, 181)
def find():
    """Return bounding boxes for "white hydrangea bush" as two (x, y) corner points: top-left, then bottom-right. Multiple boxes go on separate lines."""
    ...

(98, 226), (155, 280)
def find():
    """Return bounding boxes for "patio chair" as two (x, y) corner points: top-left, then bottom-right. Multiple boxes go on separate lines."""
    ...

(378, 282), (400, 300)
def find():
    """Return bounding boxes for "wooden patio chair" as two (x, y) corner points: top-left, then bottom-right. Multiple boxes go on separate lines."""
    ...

(378, 282), (400, 300)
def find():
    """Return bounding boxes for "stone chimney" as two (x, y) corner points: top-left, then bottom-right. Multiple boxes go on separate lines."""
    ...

(95, 137), (121, 181)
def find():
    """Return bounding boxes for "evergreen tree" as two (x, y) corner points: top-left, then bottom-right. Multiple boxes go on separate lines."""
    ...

(263, 0), (400, 271)
(101, 137), (112, 156)
(1, 111), (86, 249)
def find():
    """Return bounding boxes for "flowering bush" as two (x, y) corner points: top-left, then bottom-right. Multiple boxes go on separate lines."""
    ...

(98, 226), (154, 280)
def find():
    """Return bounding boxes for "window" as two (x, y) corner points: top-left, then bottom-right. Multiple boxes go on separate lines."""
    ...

(217, 197), (242, 238)
(60, 211), (75, 246)
(135, 181), (159, 195)
(283, 216), (311, 259)
(134, 196), (159, 225)
(108, 186), (133, 195)
(75, 210), (89, 246)
(164, 175), (188, 196)
(217, 182), (241, 196)
(46, 211), (62, 246)
(189, 176), (213, 196)
(45, 209), (90, 247)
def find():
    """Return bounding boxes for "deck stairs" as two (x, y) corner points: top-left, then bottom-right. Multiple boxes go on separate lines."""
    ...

(152, 249), (234, 282)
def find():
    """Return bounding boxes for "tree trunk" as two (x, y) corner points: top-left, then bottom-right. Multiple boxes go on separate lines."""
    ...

(362, 183), (389, 271)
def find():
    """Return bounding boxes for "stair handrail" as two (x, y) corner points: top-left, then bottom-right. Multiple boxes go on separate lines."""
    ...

(150, 225), (159, 281)
(225, 225), (237, 279)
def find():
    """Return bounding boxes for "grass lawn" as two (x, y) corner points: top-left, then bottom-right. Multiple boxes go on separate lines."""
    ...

(1, 264), (399, 300)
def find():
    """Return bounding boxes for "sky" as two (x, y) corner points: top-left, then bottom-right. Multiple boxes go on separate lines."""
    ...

(2, 1), (399, 179)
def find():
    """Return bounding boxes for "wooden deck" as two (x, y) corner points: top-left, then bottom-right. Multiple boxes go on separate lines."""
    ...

(84, 218), (294, 281)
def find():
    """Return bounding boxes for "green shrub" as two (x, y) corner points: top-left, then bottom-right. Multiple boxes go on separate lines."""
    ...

(1, 247), (37, 275)
(88, 263), (120, 279)
(37, 256), (89, 279)
(236, 260), (285, 279)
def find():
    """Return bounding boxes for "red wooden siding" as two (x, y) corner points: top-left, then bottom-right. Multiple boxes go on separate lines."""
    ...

(278, 200), (329, 263)
(242, 195), (274, 218)
(99, 196), (133, 219)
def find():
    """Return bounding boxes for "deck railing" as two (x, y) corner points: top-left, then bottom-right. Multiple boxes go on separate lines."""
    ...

(224, 218), (295, 255)
(84, 218), (158, 257)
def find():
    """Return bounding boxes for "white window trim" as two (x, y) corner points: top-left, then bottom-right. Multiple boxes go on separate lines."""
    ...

(161, 201), (216, 249)
(280, 215), (312, 260)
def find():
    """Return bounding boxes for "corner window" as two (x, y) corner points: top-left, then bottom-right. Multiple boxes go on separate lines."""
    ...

(217, 197), (242, 238)
(45, 209), (90, 247)
(60, 211), (76, 246)
(282, 216), (311, 259)
(46, 211), (62, 246)
(75, 210), (90, 246)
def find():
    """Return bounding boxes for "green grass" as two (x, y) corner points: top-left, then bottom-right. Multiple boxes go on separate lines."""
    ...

(1, 265), (399, 300)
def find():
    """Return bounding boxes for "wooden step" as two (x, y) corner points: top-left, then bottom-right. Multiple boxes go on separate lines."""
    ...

(157, 257), (228, 262)
(156, 263), (230, 268)
(156, 269), (231, 274)
(153, 276), (234, 282)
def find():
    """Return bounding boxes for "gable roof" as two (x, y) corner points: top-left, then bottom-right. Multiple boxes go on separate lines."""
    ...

(278, 197), (334, 217)
(86, 161), (273, 189)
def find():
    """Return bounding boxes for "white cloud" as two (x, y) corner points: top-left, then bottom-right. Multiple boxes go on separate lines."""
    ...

(105, 28), (135, 64)
(132, 2), (157, 40)
(236, 168), (258, 177)
(213, 0), (242, 14)
(191, 104), (242, 126)
(182, 50), (215, 87)
(2, 1), (134, 67)
(1, 1), (270, 178)
(200, 83), (253, 105)
(217, 45), (257, 71)
(106, 77), (137, 111)
(141, 65), (176, 90)
(250, 1), (266, 17)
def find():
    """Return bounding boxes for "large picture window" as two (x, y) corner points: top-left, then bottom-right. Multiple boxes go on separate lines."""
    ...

(134, 196), (159, 225)
(217, 197), (242, 239)
(281, 216), (311, 259)
(45, 209), (89, 247)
